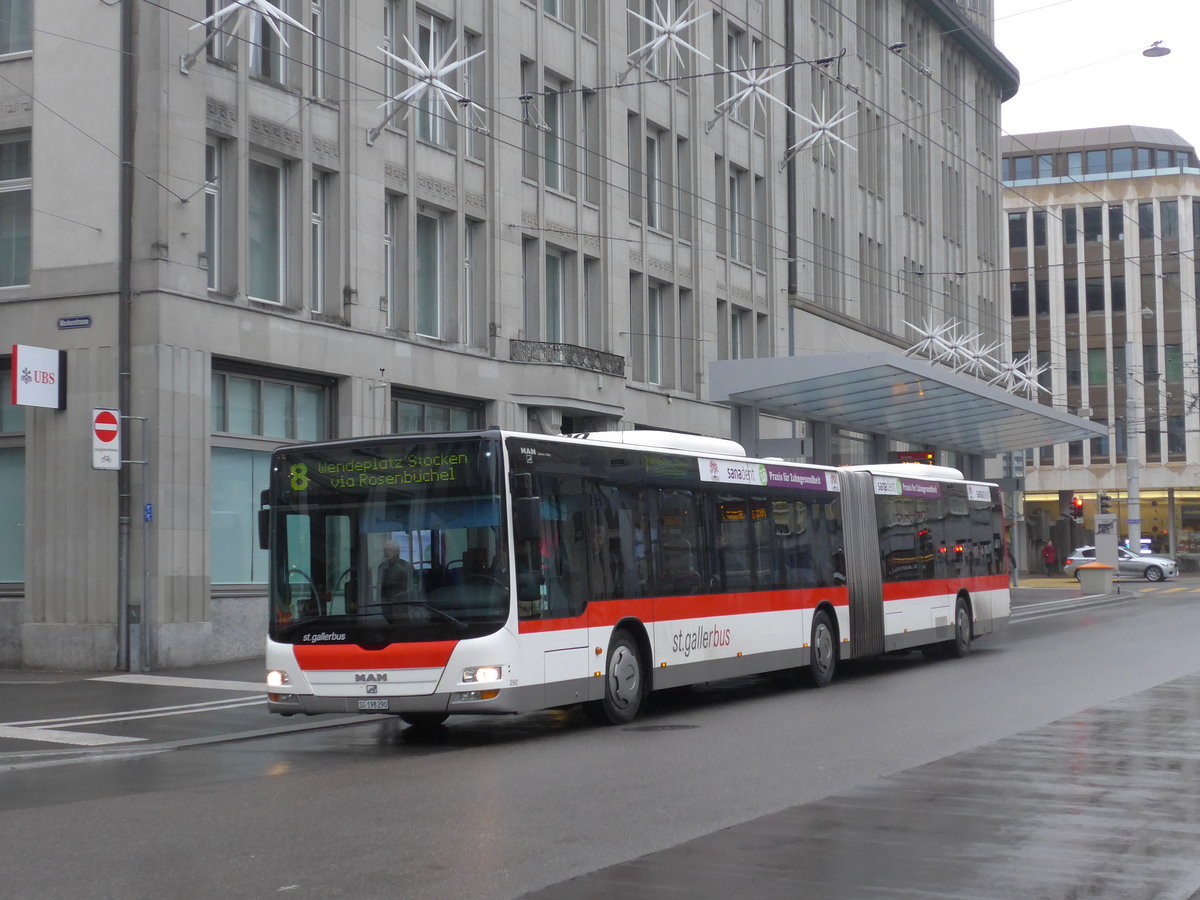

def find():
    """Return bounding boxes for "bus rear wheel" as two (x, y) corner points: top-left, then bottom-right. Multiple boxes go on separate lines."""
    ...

(586, 631), (644, 725)
(807, 608), (837, 688)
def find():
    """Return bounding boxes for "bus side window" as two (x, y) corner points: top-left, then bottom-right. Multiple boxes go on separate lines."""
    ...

(654, 489), (702, 595)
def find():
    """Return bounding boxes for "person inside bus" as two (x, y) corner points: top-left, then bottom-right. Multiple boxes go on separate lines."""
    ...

(377, 540), (414, 602)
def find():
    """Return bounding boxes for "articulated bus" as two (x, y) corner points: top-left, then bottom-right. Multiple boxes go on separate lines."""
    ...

(260, 430), (1010, 727)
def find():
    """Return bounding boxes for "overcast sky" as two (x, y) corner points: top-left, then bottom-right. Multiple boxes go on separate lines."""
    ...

(993, 0), (1200, 150)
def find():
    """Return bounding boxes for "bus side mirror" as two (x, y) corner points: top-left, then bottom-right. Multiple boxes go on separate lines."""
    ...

(513, 496), (542, 543)
(258, 490), (270, 550)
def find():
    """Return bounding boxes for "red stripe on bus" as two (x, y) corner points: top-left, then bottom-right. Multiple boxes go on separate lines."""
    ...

(881, 574), (1008, 602)
(517, 587), (849, 634)
(294, 641), (458, 670)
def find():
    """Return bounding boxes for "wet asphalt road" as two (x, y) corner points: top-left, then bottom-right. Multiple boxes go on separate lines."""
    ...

(1, 586), (1199, 898)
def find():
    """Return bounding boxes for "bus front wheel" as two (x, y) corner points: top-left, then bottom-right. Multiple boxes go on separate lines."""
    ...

(586, 631), (644, 725)
(807, 608), (837, 688)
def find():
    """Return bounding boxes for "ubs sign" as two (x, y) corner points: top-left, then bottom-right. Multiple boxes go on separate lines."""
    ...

(11, 344), (67, 410)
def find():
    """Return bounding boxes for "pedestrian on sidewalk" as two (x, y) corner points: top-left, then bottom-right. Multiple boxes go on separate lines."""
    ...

(1041, 540), (1058, 577)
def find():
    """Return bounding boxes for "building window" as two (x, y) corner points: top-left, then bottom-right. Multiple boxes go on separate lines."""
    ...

(1087, 348), (1107, 386)
(582, 90), (600, 204)
(646, 128), (664, 230)
(415, 212), (443, 338)
(1032, 210), (1047, 246)
(210, 369), (328, 585)
(248, 159), (285, 303)
(1063, 207), (1076, 245)
(730, 306), (750, 359)
(0, 365), (24, 581)
(1010, 282), (1029, 318)
(1086, 150), (1106, 175)
(384, 194), (399, 329)
(1138, 202), (1154, 240)
(647, 281), (663, 384)
(0, 137), (30, 287)
(676, 136), (692, 241)
(465, 31), (487, 161)
(310, 0), (327, 98)
(1037, 154), (1053, 178)
(415, 11), (447, 145)
(729, 165), (748, 263)
(1112, 148), (1133, 172)
(1007, 211), (1026, 249)
(0, 445), (22, 581)
(0, 366), (25, 433)
(543, 74), (574, 194)
(309, 174), (327, 312)
(249, 1), (286, 82)
(1067, 152), (1082, 177)
(544, 83), (564, 191)
(384, 1), (405, 116)
(545, 246), (565, 343)
(465, 218), (484, 348)
(392, 394), (479, 434)
(1108, 205), (1124, 242)
(1161, 201), (1179, 240)
(0, 0), (31, 54)
(1083, 206), (1103, 242)
(204, 143), (222, 292)
(1012, 156), (1032, 180)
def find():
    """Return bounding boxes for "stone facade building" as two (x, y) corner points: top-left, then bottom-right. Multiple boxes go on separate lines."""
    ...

(0, 0), (1017, 669)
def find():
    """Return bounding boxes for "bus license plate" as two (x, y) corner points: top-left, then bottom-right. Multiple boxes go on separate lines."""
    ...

(357, 699), (389, 711)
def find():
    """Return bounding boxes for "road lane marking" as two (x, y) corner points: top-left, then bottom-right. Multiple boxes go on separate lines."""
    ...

(6, 697), (264, 729)
(0, 725), (145, 747)
(90, 674), (267, 692)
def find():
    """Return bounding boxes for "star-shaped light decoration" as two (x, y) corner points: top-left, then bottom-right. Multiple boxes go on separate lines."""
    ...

(182, 0), (311, 73)
(619, 1), (709, 84)
(951, 332), (1002, 379)
(903, 317), (958, 362)
(367, 37), (487, 146)
(705, 57), (789, 132)
(988, 356), (1050, 399)
(780, 95), (856, 170)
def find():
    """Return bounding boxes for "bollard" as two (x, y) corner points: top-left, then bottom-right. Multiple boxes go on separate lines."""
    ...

(1077, 562), (1115, 595)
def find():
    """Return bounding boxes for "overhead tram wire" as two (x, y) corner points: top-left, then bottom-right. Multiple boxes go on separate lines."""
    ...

(132, 0), (1065, 343)
(135, 0), (1019, 334)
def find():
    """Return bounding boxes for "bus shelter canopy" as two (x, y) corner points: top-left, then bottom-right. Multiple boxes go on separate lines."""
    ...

(709, 352), (1106, 456)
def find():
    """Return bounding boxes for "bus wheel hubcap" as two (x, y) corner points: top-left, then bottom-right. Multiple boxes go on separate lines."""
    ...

(610, 646), (639, 709)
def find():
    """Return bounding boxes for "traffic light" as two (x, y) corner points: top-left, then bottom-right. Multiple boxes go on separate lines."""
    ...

(1098, 492), (1111, 514)
(1071, 495), (1084, 520)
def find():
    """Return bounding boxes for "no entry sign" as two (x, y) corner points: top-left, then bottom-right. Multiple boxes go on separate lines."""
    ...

(92, 408), (121, 470)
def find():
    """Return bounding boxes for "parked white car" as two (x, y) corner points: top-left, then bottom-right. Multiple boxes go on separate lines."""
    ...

(1062, 546), (1178, 582)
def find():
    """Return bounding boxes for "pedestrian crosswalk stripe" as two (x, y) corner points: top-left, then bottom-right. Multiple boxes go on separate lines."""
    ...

(90, 674), (266, 692)
(0, 724), (145, 747)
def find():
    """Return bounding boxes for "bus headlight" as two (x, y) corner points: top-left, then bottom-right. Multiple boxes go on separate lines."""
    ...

(266, 670), (291, 688)
(462, 665), (502, 684)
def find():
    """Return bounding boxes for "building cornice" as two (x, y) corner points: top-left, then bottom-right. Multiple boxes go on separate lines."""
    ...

(913, 0), (1020, 101)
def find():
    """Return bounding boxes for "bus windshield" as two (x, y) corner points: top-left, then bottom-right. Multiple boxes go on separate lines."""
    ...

(267, 437), (508, 645)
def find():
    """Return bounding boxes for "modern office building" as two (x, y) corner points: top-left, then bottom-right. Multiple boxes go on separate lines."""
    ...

(1002, 126), (1200, 567)
(2, 1), (1034, 670)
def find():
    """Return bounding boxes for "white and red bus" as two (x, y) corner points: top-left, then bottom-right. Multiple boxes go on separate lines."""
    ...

(261, 430), (1010, 726)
